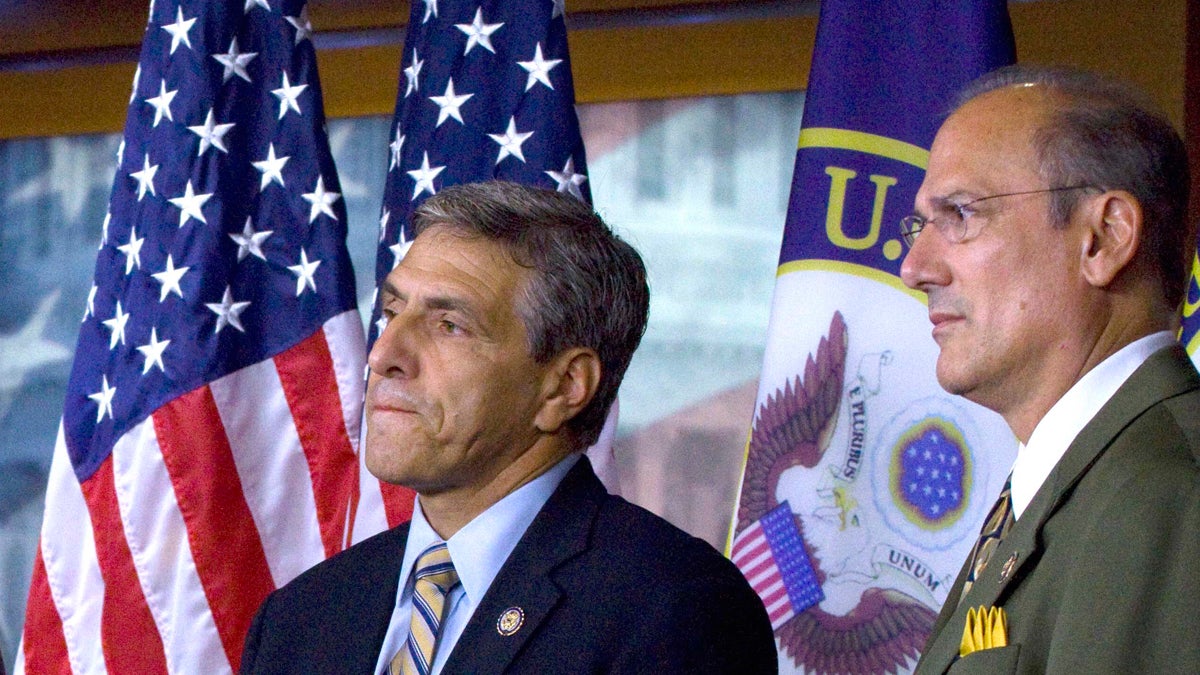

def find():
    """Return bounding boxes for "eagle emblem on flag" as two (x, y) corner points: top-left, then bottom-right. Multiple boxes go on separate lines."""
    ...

(733, 312), (937, 674)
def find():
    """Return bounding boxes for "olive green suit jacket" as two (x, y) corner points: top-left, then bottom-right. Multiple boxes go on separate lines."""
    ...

(915, 345), (1200, 674)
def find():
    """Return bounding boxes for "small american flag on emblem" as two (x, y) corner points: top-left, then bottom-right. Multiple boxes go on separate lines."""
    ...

(731, 501), (824, 629)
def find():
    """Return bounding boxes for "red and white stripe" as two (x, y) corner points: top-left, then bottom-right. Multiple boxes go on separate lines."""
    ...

(16, 311), (407, 674)
(731, 521), (795, 630)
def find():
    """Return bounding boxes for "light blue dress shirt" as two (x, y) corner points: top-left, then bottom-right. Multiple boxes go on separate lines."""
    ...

(373, 453), (580, 675)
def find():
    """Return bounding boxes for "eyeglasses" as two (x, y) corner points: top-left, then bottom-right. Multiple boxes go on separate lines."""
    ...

(899, 185), (1095, 247)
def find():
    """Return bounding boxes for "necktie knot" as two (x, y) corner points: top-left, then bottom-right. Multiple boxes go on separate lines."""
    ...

(414, 543), (460, 593)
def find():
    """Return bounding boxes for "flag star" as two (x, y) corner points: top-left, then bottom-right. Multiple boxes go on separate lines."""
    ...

(388, 126), (405, 172)
(379, 209), (391, 243)
(421, 0), (438, 23)
(213, 37), (257, 83)
(136, 327), (170, 375)
(146, 79), (178, 127)
(302, 175), (341, 223)
(455, 8), (503, 55)
(374, 313), (388, 338)
(403, 50), (423, 97)
(151, 255), (189, 301)
(99, 212), (111, 249)
(169, 181), (213, 227)
(244, 0), (270, 11)
(206, 286), (251, 334)
(407, 152), (445, 199)
(551, 0), (565, 18)
(83, 284), (97, 322)
(116, 139), (126, 166)
(546, 157), (588, 200)
(129, 65), (141, 104)
(286, 7), (312, 44)
(102, 301), (130, 349)
(288, 248), (321, 295)
(88, 375), (117, 423)
(187, 108), (235, 155)
(488, 117), (534, 164)
(429, 78), (473, 126)
(230, 217), (273, 261)
(272, 72), (308, 119)
(390, 228), (412, 269)
(162, 6), (197, 55)
(252, 143), (290, 190)
(117, 226), (145, 274)
(129, 153), (159, 201)
(518, 43), (561, 91)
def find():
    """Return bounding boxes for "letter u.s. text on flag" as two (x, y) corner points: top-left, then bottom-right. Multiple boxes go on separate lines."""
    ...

(17, 1), (380, 672)
(730, 2), (1018, 672)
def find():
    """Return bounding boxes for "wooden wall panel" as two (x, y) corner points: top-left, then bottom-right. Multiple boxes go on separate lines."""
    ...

(0, 0), (1187, 139)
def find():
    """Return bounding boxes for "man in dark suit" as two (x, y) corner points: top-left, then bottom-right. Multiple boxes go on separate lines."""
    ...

(900, 65), (1200, 673)
(240, 181), (777, 674)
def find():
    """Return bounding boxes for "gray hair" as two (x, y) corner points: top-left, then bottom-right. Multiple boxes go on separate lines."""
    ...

(412, 181), (650, 449)
(956, 65), (1191, 307)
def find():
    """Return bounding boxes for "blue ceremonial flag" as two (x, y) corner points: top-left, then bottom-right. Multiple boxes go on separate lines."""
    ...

(730, 2), (1016, 673)
(20, 1), (368, 671)
(368, 0), (593, 524)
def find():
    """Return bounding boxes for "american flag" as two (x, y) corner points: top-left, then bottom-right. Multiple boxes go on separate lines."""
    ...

(370, 0), (591, 347)
(17, 1), (376, 671)
(368, 0), (596, 523)
(731, 501), (824, 630)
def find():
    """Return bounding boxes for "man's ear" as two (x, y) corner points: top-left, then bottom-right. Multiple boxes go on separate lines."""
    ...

(1081, 190), (1142, 288)
(534, 347), (600, 433)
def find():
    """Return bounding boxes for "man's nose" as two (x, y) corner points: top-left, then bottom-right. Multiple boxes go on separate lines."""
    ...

(368, 311), (420, 379)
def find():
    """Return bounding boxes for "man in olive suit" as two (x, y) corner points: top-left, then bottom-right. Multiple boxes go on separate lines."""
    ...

(901, 65), (1200, 673)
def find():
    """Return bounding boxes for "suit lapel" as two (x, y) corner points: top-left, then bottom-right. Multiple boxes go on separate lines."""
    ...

(441, 458), (603, 675)
(338, 523), (411, 670)
(919, 346), (1199, 673)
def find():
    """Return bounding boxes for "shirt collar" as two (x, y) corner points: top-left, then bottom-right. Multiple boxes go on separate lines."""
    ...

(397, 453), (580, 605)
(1009, 331), (1175, 519)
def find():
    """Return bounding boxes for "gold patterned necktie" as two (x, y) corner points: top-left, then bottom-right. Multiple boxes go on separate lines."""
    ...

(390, 543), (460, 675)
(959, 477), (1014, 603)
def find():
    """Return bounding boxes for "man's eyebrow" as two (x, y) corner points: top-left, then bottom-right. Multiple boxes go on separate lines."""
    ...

(924, 193), (973, 214)
(379, 282), (480, 321)
(424, 295), (473, 314)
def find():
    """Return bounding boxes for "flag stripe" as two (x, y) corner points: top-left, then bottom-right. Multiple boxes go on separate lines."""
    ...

(80, 455), (169, 672)
(112, 416), (229, 674)
(321, 310), (368, 451)
(153, 388), (274, 671)
(274, 326), (359, 557)
(353, 445), (392, 543)
(19, 545), (69, 673)
(380, 481), (416, 529)
(30, 428), (105, 672)
(212, 357), (325, 588)
(319, 310), (371, 547)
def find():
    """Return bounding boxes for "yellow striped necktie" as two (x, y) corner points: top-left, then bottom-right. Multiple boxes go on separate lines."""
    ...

(959, 476), (1014, 603)
(390, 543), (460, 675)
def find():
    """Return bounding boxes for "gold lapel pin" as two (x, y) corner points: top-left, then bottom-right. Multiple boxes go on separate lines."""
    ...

(999, 552), (1018, 581)
(497, 607), (524, 636)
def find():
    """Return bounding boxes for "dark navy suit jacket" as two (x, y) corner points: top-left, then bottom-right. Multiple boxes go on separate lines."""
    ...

(241, 457), (778, 674)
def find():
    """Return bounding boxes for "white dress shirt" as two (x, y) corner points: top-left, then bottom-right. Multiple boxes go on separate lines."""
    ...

(1009, 331), (1175, 519)
(373, 453), (580, 675)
